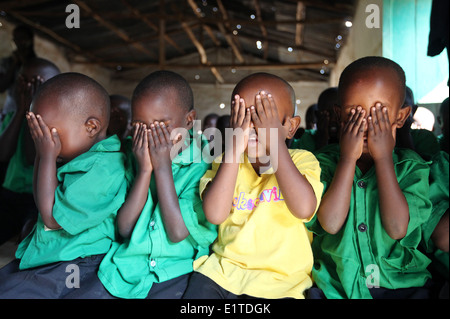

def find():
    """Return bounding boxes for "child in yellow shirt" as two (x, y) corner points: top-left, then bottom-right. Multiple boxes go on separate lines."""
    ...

(183, 72), (323, 299)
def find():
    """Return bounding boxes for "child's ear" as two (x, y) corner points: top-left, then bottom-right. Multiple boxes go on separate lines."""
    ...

(85, 117), (102, 137)
(185, 109), (197, 130)
(395, 106), (412, 128)
(286, 115), (301, 139)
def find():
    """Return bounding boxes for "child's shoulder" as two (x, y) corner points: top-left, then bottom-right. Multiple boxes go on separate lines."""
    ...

(394, 147), (430, 165)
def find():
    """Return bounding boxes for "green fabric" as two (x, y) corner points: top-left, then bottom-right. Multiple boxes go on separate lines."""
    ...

(2, 120), (33, 193)
(410, 129), (440, 160)
(307, 144), (433, 299)
(421, 151), (449, 279)
(98, 131), (217, 299)
(16, 135), (128, 269)
(289, 129), (317, 152)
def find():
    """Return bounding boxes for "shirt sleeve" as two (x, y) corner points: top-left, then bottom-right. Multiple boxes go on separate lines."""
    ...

(396, 157), (433, 249)
(179, 162), (217, 248)
(52, 152), (127, 235)
(421, 151), (449, 252)
(290, 149), (324, 222)
(199, 155), (222, 199)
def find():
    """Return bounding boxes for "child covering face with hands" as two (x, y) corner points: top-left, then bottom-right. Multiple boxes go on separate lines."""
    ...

(0, 73), (128, 299)
(97, 71), (217, 299)
(308, 56), (436, 299)
(183, 73), (323, 299)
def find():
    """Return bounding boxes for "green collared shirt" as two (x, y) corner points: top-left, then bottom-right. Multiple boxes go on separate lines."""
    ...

(2, 120), (33, 193)
(98, 132), (217, 299)
(16, 135), (128, 269)
(307, 144), (433, 299)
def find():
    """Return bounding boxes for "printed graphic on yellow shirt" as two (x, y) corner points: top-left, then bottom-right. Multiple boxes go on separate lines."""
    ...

(232, 187), (283, 211)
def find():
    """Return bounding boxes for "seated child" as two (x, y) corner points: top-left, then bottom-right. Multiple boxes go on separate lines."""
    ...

(0, 72), (128, 299)
(290, 87), (339, 152)
(309, 56), (435, 299)
(97, 70), (217, 299)
(0, 58), (59, 245)
(183, 72), (323, 299)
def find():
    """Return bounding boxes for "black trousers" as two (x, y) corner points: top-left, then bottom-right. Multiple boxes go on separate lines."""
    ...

(0, 187), (37, 245)
(0, 255), (191, 299)
(183, 271), (255, 299)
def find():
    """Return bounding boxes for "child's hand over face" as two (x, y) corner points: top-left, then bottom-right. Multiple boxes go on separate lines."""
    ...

(230, 94), (251, 155)
(132, 123), (152, 173)
(367, 103), (395, 161)
(250, 91), (288, 152)
(148, 122), (173, 169)
(16, 75), (44, 114)
(26, 112), (61, 160)
(339, 106), (366, 161)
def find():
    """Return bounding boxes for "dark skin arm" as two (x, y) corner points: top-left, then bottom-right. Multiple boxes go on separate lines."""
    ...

(368, 104), (409, 240)
(202, 95), (251, 225)
(148, 121), (189, 243)
(116, 123), (152, 239)
(431, 209), (449, 252)
(250, 91), (317, 219)
(26, 112), (61, 229)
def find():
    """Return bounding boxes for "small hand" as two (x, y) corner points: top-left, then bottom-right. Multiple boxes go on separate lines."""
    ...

(16, 75), (44, 114)
(367, 103), (395, 161)
(26, 112), (61, 160)
(250, 91), (287, 152)
(339, 106), (366, 161)
(132, 122), (152, 173)
(230, 94), (251, 155)
(148, 121), (173, 169)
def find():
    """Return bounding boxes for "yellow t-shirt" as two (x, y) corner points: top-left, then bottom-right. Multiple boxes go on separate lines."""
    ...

(194, 149), (323, 299)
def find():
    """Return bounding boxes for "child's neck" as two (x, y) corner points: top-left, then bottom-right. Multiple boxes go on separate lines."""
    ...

(356, 153), (374, 175)
(248, 155), (272, 176)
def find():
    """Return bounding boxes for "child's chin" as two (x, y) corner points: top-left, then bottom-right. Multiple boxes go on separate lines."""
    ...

(246, 143), (267, 159)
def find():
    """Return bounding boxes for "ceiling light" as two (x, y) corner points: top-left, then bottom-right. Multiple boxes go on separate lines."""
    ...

(256, 40), (262, 50)
(287, 47), (293, 52)
(219, 103), (226, 109)
(250, 14), (256, 20)
(345, 20), (352, 27)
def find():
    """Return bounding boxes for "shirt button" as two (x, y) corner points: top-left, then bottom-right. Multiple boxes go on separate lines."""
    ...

(150, 221), (155, 227)
(357, 180), (367, 189)
(358, 223), (368, 232)
(150, 260), (156, 267)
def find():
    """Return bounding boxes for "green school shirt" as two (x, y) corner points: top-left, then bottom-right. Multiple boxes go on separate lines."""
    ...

(98, 132), (217, 299)
(421, 151), (449, 279)
(15, 135), (128, 269)
(307, 144), (433, 299)
(2, 120), (34, 193)
(289, 129), (317, 152)
(410, 129), (440, 160)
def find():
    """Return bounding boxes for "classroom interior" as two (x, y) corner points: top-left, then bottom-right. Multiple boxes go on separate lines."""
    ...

(0, 0), (448, 268)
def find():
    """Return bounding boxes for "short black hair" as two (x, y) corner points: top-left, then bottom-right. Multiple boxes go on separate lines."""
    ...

(132, 70), (194, 112)
(33, 72), (110, 126)
(338, 56), (406, 106)
(232, 72), (296, 115)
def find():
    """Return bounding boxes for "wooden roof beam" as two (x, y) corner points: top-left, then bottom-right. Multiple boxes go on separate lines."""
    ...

(6, 10), (101, 63)
(73, 0), (156, 60)
(187, 0), (220, 46)
(180, 21), (224, 83)
(216, 0), (244, 64)
(120, 0), (184, 55)
(253, 0), (269, 60)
